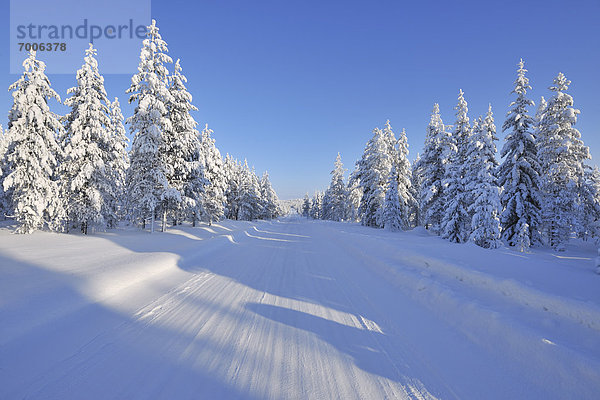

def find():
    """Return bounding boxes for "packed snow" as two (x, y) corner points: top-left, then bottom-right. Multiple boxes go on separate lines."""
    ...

(1, 216), (599, 399)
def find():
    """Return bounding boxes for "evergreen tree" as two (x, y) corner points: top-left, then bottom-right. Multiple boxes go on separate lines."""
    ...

(3, 51), (64, 233)
(419, 104), (452, 233)
(125, 19), (173, 233)
(259, 172), (279, 219)
(310, 192), (324, 220)
(441, 89), (471, 243)
(579, 166), (600, 241)
(302, 193), (311, 218)
(410, 154), (423, 227)
(237, 161), (261, 221)
(61, 44), (112, 234)
(383, 120), (399, 172)
(497, 59), (542, 251)
(199, 124), (226, 225)
(0, 125), (9, 218)
(536, 73), (591, 250)
(353, 127), (390, 228)
(167, 59), (205, 228)
(467, 107), (502, 249)
(324, 153), (347, 221)
(105, 98), (129, 228)
(346, 177), (362, 222)
(383, 166), (402, 231)
(321, 190), (332, 220)
(395, 128), (413, 230)
(223, 154), (242, 220)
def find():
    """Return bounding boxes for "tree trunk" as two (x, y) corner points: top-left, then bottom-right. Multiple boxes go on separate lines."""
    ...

(151, 210), (155, 234)
(162, 209), (167, 232)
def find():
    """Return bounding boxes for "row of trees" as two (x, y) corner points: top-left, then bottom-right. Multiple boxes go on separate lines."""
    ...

(304, 60), (598, 251)
(0, 20), (280, 234)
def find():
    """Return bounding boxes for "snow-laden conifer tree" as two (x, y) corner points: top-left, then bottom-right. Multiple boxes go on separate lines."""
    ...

(125, 19), (173, 232)
(3, 51), (64, 233)
(395, 128), (413, 229)
(383, 120), (399, 172)
(61, 44), (113, 234)
(166, 59), (206, 228)
(237, 161), (261, 221)
(497, 59), (542, 251)
(579, 166), (600, 241)
(346, 177), (362, 222)
(321, 191), (332, 220)
(419, 104), (452, 233)
(105, 98), (129, 228)
(310, 191), (324, 220)
(467, 107), (502, 248)
(182, 138), (207, 228)
(383, 166), (402, 231)
(353, 127), (391, 228)
(534, 96), (547, 139)
(536, 73), (590, 250)
(0, 125), (9, 218)
(302, 193), (311, 218)
(199, 124), (226, 225)
(441, 90), (471, 243)
(259, 172), (279, 219)
(410, 154), (423, 227)
(324, 153), (347, 221)
(223, 155), (242, 219)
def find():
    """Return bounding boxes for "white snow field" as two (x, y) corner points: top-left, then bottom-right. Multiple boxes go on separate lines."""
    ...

(1, 216), (600, 399)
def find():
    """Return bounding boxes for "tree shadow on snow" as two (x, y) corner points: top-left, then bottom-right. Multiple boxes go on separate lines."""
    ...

(0, 253), (259, 400)
(244, 302), (439, 396)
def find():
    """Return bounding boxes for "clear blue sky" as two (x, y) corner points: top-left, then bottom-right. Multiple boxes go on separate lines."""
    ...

(2, 0), (599, 199)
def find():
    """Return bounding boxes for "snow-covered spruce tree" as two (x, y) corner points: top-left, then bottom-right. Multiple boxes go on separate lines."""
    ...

(61, 44), (113, 234)
(410, 154), (423, 227)
(237, 161), (261, 221)
(383, 166), (402, 231)
(536, 73), (590, 250)
(419, 104), (452, 234)
(0, 125), (9, 218)
(467, 107), (502, 249)
(104, 98), (129, 228)
(395, 128), (414, 229)
(353, 127), (391, 228)
(579, 166), (600, 241)
(302, 193), (311, 218)
(346, 176), (362, 222)
(321, 190), (332, 220)
(324, 153), (347, 221)
(182, 136), (207, 228)
(534, 96), (547, 139)
(3, 51), (65, 233)
(310, 191), (323, 220)
(259, 172), (280, 219)
(223, 154), (242, 219)
(497, 59), (542, 251)
(166, 59), (206, 228)
(126, 19), (173, 233)
(383, 120), (399, 172)
(199, 124), (226, 225)
(441, 90), (471, 243)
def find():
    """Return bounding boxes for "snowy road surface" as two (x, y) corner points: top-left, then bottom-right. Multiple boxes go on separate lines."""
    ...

(1, 217), (600, 399)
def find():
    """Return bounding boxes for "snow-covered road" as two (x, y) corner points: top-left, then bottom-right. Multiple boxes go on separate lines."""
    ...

(1, 217), (599, 399)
